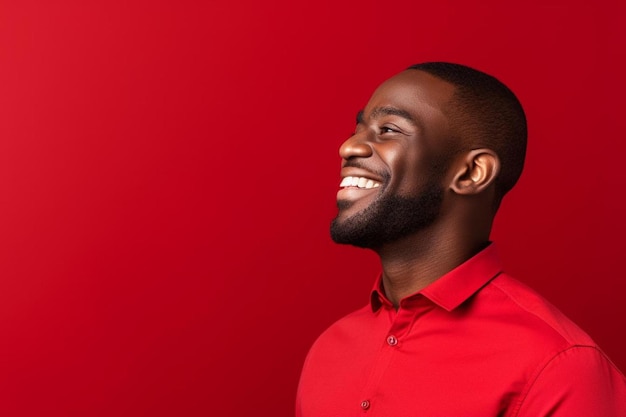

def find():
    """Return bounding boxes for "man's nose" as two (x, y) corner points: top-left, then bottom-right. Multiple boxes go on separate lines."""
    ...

(339, 132), (373, 159)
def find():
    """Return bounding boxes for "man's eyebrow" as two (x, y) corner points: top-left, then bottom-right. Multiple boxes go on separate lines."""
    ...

(355, 107), (417, 126)
(370, 106), (416, 125)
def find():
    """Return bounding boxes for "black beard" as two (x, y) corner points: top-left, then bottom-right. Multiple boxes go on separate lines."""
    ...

(330, 182), (443, 249)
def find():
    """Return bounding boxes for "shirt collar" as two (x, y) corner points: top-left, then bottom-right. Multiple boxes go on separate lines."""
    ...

(370, 243), (503, 312)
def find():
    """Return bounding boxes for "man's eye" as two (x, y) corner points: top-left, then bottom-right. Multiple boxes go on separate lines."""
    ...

(380, 126), (397, 134)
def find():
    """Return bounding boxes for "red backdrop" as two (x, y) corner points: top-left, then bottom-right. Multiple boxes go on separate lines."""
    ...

(1, 1), (624, 415)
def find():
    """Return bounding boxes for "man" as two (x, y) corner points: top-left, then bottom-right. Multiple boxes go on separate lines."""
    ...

(296, 62), (626, 416)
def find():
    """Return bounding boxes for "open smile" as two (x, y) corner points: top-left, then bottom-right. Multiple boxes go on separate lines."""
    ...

(340, 176), (381, 190)
(336, 176), (383, 206)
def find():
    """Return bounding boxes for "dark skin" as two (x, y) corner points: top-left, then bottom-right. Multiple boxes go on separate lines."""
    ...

(336, 70), (501, 308)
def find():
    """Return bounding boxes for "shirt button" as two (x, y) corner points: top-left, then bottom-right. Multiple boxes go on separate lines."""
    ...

(360, 400), (370, 410)
(387, 335), (398, 346)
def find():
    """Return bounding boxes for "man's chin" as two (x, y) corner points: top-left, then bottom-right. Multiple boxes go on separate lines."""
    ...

(329, 216), (377, 248)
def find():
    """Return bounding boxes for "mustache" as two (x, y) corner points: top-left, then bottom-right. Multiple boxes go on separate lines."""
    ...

(342, 160), (389, 182)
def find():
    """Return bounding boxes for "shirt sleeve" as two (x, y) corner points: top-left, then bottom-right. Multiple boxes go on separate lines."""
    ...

(514, 346), (626, 417)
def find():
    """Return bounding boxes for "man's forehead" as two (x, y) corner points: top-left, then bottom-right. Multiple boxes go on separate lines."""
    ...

(360, 70), (456, 126)
(367, 70), (456, 111)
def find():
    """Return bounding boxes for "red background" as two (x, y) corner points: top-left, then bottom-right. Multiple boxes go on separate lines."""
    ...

(1, 1), (624, 415)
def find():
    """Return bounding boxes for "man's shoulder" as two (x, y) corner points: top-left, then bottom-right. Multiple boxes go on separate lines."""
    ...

(491, 275), (626, 416)
(485, 273), (596, 347)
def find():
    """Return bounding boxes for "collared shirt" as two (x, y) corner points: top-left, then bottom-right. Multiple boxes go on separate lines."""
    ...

(296, 244), (626, 416)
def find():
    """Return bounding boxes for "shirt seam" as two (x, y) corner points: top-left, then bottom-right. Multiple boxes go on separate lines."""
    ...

(511, 345), (607, 417)
(490, 278), (572, 345)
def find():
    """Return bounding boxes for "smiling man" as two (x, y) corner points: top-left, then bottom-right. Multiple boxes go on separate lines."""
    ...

(296, 63), (626, 416)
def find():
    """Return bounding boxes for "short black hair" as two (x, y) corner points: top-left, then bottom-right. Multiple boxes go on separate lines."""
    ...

(407, 62), (527, 202)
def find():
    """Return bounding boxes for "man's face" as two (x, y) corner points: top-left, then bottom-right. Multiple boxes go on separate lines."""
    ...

(330, 70), (458, 249)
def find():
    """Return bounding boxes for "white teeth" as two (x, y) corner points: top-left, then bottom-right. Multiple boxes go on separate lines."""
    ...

(340, 176), (381, 189)
(340, 177), (352, 187)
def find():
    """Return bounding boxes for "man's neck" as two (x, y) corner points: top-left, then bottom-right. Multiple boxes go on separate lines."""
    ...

(376, 231), (489, 309)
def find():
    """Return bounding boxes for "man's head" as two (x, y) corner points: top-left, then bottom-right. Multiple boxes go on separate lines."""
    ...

(330, 62), (527, 250)
(408, 62), (527, 201)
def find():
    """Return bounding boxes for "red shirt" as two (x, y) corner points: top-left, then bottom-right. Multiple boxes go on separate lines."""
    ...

(296, 244), (626, 416)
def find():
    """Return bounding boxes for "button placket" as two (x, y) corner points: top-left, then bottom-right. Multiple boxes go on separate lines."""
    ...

(358, 304), (415, 415)
(387, 302), (416, 345)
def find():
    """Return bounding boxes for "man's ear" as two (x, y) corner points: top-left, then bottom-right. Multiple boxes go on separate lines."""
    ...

(449, 149), (500, 195)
